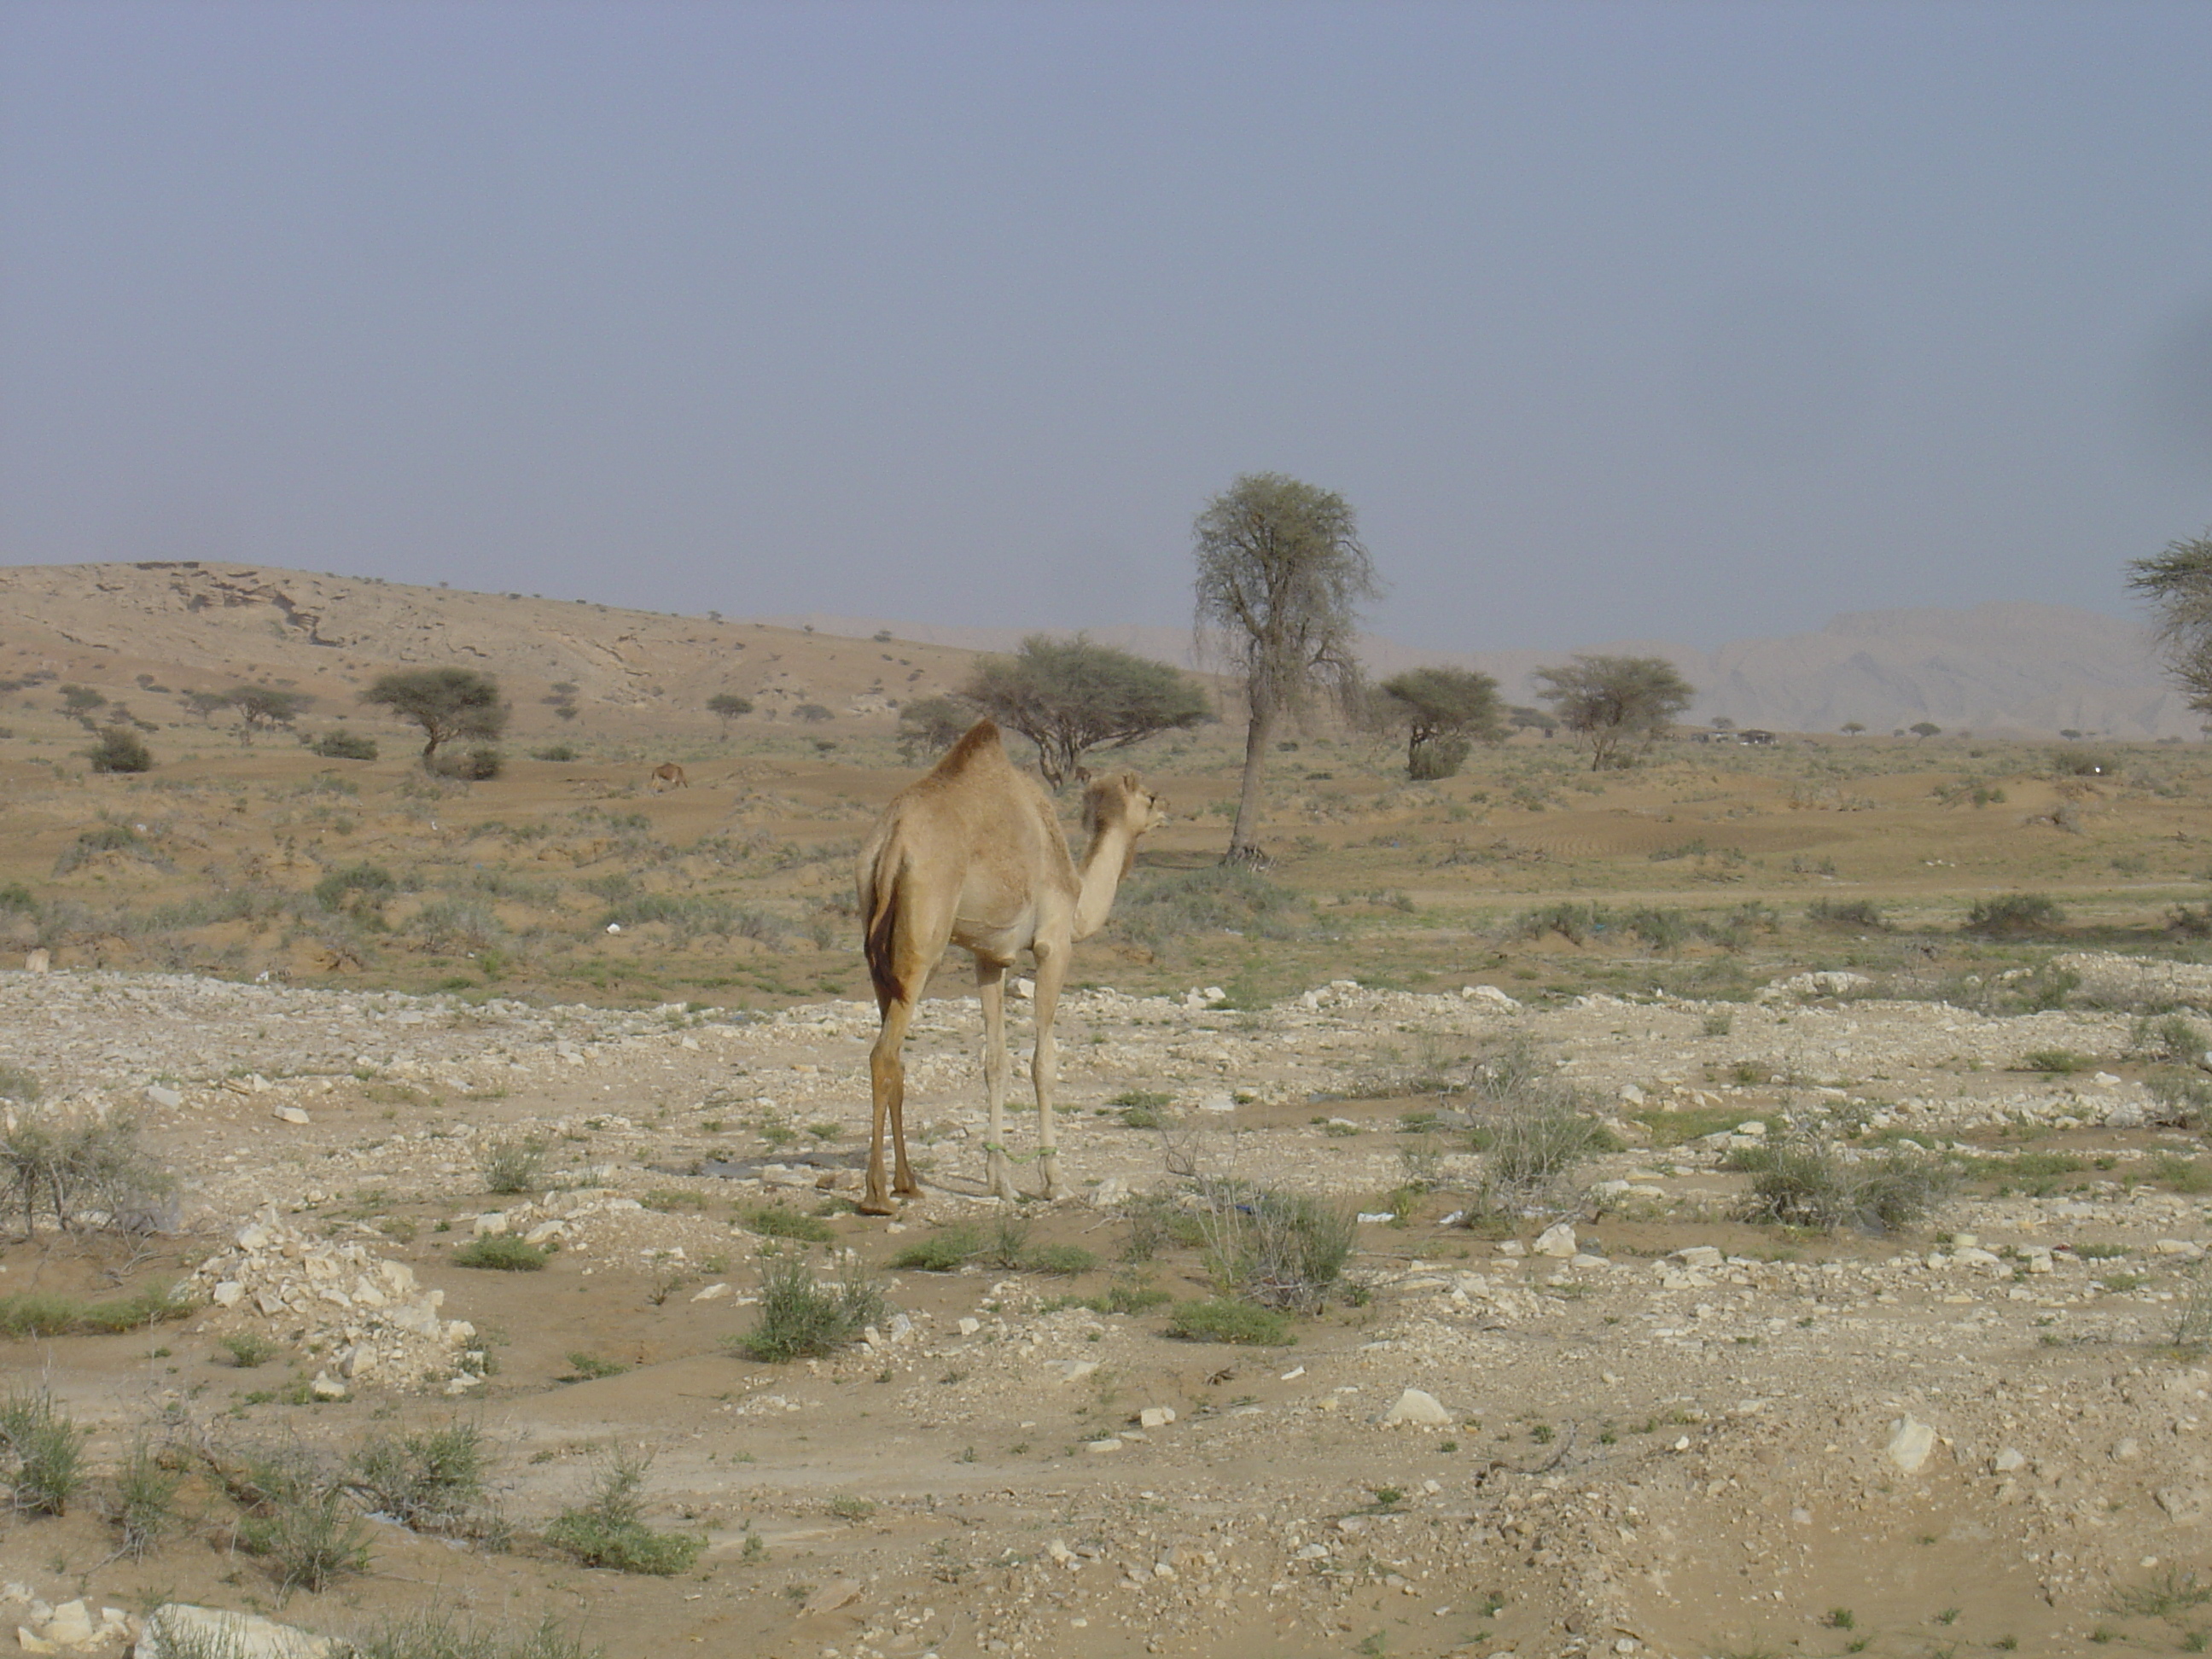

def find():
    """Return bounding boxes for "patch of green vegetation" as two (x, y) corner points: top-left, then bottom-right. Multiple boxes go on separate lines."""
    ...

(452, 1235), (550, 1271)
(736, 1251), (887, 1363)
(544, 1447), (704, 1575)
(1164, 1297), (1294, 1346)
(742, 1202), (837, 1243)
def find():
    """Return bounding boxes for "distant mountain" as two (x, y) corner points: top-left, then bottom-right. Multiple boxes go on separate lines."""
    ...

(0, 562), (2186, 742)
(768, 600), (2190, 740)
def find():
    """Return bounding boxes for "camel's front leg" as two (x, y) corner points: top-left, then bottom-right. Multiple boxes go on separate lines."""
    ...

(976, 958), (1019, 1202)
(1029, 939), (1068, 1201)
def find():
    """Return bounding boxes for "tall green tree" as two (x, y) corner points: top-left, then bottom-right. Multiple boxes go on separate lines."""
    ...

(963, 635), (1208, 788)
(1531, 655), (1695, 771)
(1375, 667), (1504, 780)
(2128, 529), (2212, 713)
(706, 691), (754, 734)
(1192, 473), (1380, 863)
(362, 668), (507, 771)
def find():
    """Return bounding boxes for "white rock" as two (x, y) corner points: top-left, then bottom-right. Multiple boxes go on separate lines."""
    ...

(145, 1085), (183, 1109)
(272, 1106), (311, 1126)
(24, 950), (49, 974)
(1462, 984), (1518, 1008)
(35, 1601), (94, 1646)
(957, 1317), (981, 1336)
(1673, 1245), (1725, 1271)
(137, 1604), (336, 1659)
(1533, 1223), (1576, 1258)
(690, 1282), (731, 1302)
(1885, 1415), (1938, 1474)
(521, 1221), (567, 1246)
(472, 1212), (509, 1237)
(1357, 1212), (1396, 1225)
(1494, 1240), (1526, 1258)
(1084, 1437), (1122, 1454)
(1138, 1406), (1176, 1429)
(1381, 1388), (1452, 1427)
(1618, 1083), (1645, 1106)
(212, 1281), (244, 1307)
(2157, 1240), (2208, 1259)
(1733, 1119), (1767, 1138)
(800, 1579), (863, 1616)
(310, 1371), (346, 1400)
(1088, 1177), (1130, 1208)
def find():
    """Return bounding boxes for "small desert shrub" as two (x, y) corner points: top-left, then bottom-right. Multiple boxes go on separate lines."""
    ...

(2153, 1154), (2212, 1196)
(530, 743), (579, 761)
(736, 1252), (886, 1362)
(346, 1612), (602, 1659)
(1806, 898), (1889, 931)
(985, 1211), (1033, 1269)
(1464, 1036), (1602, 1208)
(1, 1113), (176, 1236)
(563, 1352), (629, 1381)
(1736, 1134), (1958, 1232)
(544, 1446), (704, 1575)
(1507, 900), (1601, 945)
(0, 1284), (183, 1338)
(1166, 1297), (1294, 1346)
(2022, 1047), (2094, 1074)
(312, 731), (379, 760)
(1107, 864), (1309, 952)
(1024, 1242), (1100, 1276)
(1620, 905), (1691, 952)
(0, 1063), (39, 1104)
(1194, 1181), (1355, 1313)
(742, 1202), (835, 1244)
(1086, 1277), (1173, 1314)
(1964, 892), (2064, 936)
(313, 862), (398, 911)
(2173, 1265), (2212, 1358)
(2147, 1067), (2212, 1130)
(1120, 1191), (1205, 1261)
(2134, 1013), (2209, 1064)
(222, 1330), (280, 1368)
(0, 1388), (87, 1515)
(407, 898), (504, 955)
(452, 1235), (549, 1271)
(110, 1435), (182, 1557)
(479, 1138), (548, 1195)
(889, 1225), (983, 1272)
(432, 745), (505, 780)
(349, 1423), (490, 1532)
(233, 1445), (373, 1596)
(87, 726), (153, 773)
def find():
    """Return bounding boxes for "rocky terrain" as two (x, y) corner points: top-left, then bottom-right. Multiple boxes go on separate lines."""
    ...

(8, 954), (2212, 1657)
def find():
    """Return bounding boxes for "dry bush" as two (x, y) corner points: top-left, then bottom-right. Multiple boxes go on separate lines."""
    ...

(1, 1112), (176, 1237)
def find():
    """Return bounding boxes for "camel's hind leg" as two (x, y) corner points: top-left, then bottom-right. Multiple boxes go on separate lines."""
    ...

(863, 993), (918, 1215)
(976, 957), (1019, 1202)
(1029, 936), (1068, 1201)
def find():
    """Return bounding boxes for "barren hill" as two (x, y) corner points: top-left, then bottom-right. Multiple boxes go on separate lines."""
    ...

(0, 561), (984, 740)
(0, 561), (2187, 742)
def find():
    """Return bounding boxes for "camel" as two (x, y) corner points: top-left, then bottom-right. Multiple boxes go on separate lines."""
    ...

(856, 719), (1166, 1214)
(649, 762), (689, 791)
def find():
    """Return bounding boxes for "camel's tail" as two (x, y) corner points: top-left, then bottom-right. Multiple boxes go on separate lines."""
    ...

(860, 844), (908, 1010)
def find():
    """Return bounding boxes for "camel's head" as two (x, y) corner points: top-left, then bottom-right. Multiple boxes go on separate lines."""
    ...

(1083, 773), (1167, 842)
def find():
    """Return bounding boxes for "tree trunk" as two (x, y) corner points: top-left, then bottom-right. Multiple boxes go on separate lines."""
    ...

(1225, 692), (1276, 864)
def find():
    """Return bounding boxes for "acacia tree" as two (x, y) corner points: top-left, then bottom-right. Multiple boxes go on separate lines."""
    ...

(226, 685), (312, 743)
(2129, 529), (2212, 713)
(895, 696), (975, 763)
(963, 635), (1208, 788)
(1375, 667), (1504, 780)
(363, 668), (507, 771)
(1193, 473), (1380, 863)
(706, 692), (753, 734)
(1531, 655), (1695, 771)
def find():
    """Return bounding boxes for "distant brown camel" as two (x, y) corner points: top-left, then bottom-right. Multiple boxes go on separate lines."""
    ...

(649, 762), (689, 791)
(855, 719), (1166, 1213)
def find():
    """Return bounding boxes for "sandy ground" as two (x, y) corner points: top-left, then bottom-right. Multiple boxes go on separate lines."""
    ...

(7, 959), (2212, 1657)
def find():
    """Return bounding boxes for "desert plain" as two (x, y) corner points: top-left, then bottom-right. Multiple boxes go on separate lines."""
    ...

(9, 565), (2212, 1657)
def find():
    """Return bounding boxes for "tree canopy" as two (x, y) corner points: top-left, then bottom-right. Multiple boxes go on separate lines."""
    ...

(1192, 472), (1380, 861)
(1531, 654), (1695, 771)
(362, 668), (507, 771)
(706, 692), (754, 731)
(963, 635), (1208, 788)
(1374, 667), (1504, 780)
(2128, 529), (2212, 713)
(895, 696), (976, 764)
(226, 685), (312, 740)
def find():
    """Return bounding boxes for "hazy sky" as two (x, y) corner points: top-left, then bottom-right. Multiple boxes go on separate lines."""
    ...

(6, 2), (2212, 652)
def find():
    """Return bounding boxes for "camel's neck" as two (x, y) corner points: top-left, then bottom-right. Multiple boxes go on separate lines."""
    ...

(1070, 822), (1142, 941)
